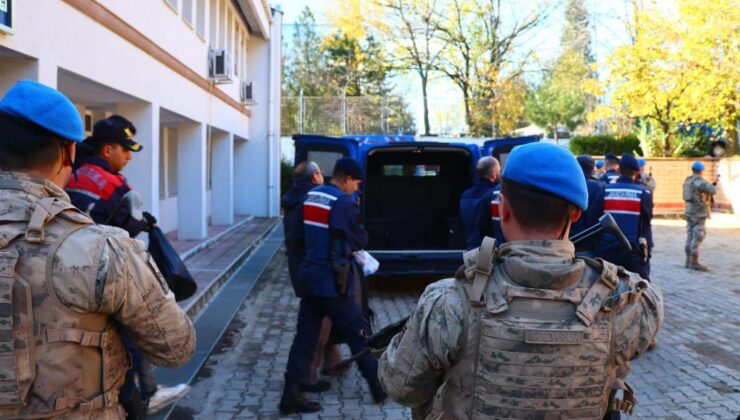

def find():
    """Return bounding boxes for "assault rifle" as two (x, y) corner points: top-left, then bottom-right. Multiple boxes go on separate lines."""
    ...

(321, 213), (631, 375)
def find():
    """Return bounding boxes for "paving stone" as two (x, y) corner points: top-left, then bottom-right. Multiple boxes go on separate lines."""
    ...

(177, 222), (740, 419)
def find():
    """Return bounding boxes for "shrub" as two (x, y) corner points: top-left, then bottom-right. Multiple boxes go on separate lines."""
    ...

(280, 158), (294, 199)
(569, 134), (643, 156)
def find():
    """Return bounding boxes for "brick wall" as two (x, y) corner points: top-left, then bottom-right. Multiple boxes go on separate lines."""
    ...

(594, 157), (738, 214)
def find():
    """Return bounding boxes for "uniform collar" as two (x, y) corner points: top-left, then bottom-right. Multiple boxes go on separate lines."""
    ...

(497, 240), (584, 289)
(616, 176), (635, 184)
(475, 179), (497, 187)
(0, 171), (70, 201)
(82, 156), (116, 174)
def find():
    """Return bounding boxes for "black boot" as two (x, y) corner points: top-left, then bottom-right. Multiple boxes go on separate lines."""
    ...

(368, 380), (387, 404)
(302, 379), (331, 393)
(279, 378), (321, 415)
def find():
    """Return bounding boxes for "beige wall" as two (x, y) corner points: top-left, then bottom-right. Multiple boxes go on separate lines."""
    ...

(595, 157), (739, 214)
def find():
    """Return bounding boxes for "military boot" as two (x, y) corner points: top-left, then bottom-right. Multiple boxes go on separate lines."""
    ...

(279, 378), (321, 415)
(368, 380), (388, 403)
(689, 254), (709, 271)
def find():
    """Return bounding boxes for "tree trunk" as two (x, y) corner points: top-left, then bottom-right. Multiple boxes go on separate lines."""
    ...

(463, 89), (472, 134)
(421, 75), (431, 136)
(554, 127), (559, 145)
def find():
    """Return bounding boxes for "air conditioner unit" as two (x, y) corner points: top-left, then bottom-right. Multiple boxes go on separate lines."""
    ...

(240, 80), (256, 105)
(209, 49), (232, 83)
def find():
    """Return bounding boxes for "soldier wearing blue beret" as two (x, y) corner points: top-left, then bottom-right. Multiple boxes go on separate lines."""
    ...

(601, 153), (654, 279)
(380, 143), (663, 419)
(682, 161), (717, 270)
(0, 81), (194, 418)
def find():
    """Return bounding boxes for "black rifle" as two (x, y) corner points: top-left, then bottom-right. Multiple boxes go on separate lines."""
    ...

(321, 213), (630, 375)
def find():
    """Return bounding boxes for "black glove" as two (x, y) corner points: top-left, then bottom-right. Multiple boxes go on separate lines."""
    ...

(142, 211), (157, 226)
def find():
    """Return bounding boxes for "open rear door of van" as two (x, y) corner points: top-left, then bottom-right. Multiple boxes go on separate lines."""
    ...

(481, 135), (541, 168)
(293, 135), (360, 177)
(362, 142), (479, 276)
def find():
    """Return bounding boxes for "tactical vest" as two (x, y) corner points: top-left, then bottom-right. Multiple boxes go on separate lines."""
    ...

(300, 185), (351, 297)
(426, 238), (636, 419)
(603, 182), (645, 251)
(0, 194), (129, 418)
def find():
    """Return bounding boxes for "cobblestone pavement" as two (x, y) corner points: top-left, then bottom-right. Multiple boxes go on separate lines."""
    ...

(176, 219), (740, 419)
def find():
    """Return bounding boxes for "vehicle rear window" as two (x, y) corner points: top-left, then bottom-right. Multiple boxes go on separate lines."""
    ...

(307, 150), (344, 177)
(382, 164), (440, 177)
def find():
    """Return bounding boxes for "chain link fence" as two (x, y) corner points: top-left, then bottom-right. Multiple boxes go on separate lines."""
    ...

(282, 95), (417, 136)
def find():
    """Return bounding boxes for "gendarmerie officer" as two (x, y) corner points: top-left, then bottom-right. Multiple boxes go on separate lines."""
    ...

(601, 153), (654, 280)
(459, 156), (500, 250)
(599, 152), (620, 184)
(572, 155), (605, 257)
(280, 158), (386, 414)
(378, 142), (663, 419)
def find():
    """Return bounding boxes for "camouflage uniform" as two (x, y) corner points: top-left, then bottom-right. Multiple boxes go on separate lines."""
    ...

(380, 239), (663, 419)
(0, 171), (195, 419)
(683, 174), (716, 263)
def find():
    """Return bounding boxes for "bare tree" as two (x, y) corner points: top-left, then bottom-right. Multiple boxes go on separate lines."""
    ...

(430, 0), (551, 135)
(375, 0), (446, 136)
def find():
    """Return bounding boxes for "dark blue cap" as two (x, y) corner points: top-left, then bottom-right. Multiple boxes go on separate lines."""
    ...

(577, 155), (595, 177)
(502, 142), (588, 210)
(620, 153), (640, 171)
(692, 161), (705, 171)
(333, 157), (363, 180)
(0, 80), (84, 142)
(595, 159), (605, 168)
(89, 115), (142, 152)
(605, 152), (618, 162)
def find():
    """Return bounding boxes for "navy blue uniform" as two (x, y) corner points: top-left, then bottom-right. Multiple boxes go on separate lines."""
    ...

(570, 178), (605, 256)
(599, 169), (619, 184)
(285, 184), (377, 386)
(474, 185), (506, 248)
(600, 176), (654, 279)
(459, 180), (497, 250)
(66, 157), (146, 237)
(281, 180), (317, 297)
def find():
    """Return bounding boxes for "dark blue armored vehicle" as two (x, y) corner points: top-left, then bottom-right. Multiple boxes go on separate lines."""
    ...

(292, 134), (540, 275)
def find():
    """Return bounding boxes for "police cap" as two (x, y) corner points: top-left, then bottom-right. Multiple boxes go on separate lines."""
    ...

(692, 161), (705, 172)
(0, 80), (84, 142)
(620, 153), (640, 171)
(576, 154), (595, 177)
(605, 152), (619, 163)
(333, 157), (363, 180)
(502, 142), (588, 210)
(89, 115), (142, 152)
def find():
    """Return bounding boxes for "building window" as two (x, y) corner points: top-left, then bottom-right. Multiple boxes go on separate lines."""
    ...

(196, 0), (206, 37)
(164, 0), (178, 12)
(182, 0), (193, 26)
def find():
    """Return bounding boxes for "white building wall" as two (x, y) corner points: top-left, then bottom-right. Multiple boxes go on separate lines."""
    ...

(0, 0), (281, 238)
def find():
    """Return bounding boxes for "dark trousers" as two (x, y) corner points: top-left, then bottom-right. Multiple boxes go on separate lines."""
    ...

(285, 296), (377, 384)
(602, 248), (650, 280)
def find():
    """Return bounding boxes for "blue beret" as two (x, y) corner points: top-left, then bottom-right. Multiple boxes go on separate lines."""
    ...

(692, 161), (705, 171)
(595, 160), (605, 168)
(638, 158), (646, 168)
(333, 157), (363, 180)
(605, 153), (618, 162)
(502, 142), (588, 210)
(0, 80), (83, 142)
(620, 153), (639, 171)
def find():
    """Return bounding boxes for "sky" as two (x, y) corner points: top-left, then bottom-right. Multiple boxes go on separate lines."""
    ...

(274, 0), (634, 135)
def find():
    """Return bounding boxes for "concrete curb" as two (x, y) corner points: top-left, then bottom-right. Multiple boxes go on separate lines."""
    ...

(179, 215), (255, 262)
(182, 217), (281, 320)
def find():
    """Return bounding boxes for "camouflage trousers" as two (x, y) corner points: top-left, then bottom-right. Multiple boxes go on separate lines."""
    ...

(685, 217), (707, 254)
